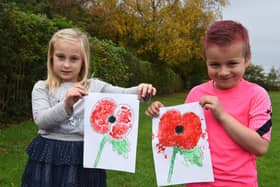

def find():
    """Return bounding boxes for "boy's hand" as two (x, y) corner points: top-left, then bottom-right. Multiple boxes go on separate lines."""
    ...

(137, 83), (157, 101)
(145, 101), (164, 117)
(199, 96), (226, 121)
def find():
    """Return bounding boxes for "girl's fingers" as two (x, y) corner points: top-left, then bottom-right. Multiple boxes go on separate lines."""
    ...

(142, 93), (152, 102)
(73, 84), (88, 95)
(141, 87), (148, 98)
(148, 86), (156, 96)
(138, 83), (157, 99)
(152, 87), (157, 95)
(66, 85), (88, 104)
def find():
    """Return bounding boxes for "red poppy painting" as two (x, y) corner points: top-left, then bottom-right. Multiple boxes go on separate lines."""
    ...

(83, 93), (139, 173)
(152, 102), (214, 186)
(158, 110), (202, 150)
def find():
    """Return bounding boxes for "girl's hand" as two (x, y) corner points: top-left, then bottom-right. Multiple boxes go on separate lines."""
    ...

(137, 83), (157, 101)
(145, 101), (164, 117)
(199, 96), (226, 121)
(64, 84), (88, 114)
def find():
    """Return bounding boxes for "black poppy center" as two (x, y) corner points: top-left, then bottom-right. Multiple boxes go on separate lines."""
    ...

(108, 115), (116, 123)
(175, 125), (184, 134)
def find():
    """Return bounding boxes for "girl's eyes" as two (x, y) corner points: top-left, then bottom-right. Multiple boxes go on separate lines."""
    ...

(54, 54), (81, 62)
(56, 54), (65, 60)
(70, 56), (80, 61)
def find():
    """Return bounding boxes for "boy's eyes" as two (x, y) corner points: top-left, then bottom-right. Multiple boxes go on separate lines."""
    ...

(209, 61), (238, 68)
(209, 63), (219, 67)
(228, 61), (238, 66)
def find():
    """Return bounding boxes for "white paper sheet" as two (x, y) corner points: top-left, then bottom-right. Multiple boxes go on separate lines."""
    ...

(84, 93), (139, 173)
(152, 102), (214, 186)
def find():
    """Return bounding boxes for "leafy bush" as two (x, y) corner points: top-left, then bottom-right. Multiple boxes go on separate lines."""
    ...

(126, 60), (183, 94)
(0, 4), (74, 123)
(150, 64), (183, 94)
(90, 39), (183, 94)
(90, 38), (132, 87)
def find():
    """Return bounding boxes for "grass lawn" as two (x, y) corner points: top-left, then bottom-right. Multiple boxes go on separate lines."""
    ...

(0, 91), (279, 187)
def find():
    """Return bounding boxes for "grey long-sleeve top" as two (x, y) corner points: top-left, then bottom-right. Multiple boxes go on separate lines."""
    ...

(32, 78), (138, 141)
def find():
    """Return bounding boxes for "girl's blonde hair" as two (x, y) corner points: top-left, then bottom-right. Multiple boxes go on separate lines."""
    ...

(45, 28), (90, 93)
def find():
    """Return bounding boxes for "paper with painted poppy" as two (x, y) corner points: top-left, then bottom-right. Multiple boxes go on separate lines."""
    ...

(83, 93), (139, 173)
(152, 102), (214, 186)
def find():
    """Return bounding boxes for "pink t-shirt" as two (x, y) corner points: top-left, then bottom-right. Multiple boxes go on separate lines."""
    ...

(185, 79), (272, 187)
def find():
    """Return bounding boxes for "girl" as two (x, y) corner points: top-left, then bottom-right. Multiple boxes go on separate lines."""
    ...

(22, 28), (156, 187)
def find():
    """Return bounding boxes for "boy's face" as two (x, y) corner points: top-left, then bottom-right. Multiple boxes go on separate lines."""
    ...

(205, 41), (250, 90)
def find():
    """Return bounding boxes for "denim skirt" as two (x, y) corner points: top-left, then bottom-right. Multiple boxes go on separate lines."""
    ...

(21, 135), (106, 187)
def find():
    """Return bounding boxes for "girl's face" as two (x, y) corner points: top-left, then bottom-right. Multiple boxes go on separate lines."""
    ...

(205, 41), (250, 90)
(52, 39), (83, 82)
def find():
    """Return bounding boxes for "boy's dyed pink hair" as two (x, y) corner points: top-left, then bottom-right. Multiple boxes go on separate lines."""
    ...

(203, 20), (251, 60)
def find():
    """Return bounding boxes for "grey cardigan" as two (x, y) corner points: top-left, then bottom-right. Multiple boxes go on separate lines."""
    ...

(32, 78), (138, 141)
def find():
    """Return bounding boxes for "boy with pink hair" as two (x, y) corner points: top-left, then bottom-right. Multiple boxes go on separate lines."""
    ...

(146, 20), (272, 187)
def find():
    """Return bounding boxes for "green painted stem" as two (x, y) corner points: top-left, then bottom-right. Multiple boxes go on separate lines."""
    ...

(167, 146), (178, 183)
(94, 135), (108, 167)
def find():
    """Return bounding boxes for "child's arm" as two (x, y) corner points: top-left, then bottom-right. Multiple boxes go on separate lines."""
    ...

(199, 95), (269, 156)
(94, 79), (156, 100)
(32, 81), (71, 129)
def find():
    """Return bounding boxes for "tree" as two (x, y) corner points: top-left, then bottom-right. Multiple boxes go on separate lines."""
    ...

(244, 64), (266, 88)
(85, 0), (228, 85)
(266, 66), (280, 90)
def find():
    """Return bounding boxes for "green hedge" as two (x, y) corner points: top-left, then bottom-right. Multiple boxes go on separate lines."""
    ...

(127, 60), (183, 94)
(89, 38), (183, 94)
(0, 4), (74, 122)
(90, 38), (132, 87)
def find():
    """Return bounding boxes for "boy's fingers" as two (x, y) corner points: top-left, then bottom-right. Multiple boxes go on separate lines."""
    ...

(145, 106), (156, 117)
(145, 110), (152, 117)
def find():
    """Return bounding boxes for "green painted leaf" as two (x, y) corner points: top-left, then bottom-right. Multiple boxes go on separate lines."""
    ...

(111, 138), (129, 158)
(178, 146), (203, 167)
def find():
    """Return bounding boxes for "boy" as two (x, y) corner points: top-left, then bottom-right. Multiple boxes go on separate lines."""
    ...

(146, 20), (272, 187)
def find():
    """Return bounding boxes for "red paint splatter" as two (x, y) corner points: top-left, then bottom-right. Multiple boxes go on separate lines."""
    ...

(156, 143), (166, 153)
(201, 132), (207, 139)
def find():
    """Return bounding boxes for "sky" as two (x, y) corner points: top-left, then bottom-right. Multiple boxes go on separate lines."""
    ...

(222, 0), (280, 72)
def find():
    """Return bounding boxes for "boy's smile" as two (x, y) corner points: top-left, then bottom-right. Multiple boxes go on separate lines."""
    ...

(205, 41), (251, 90)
